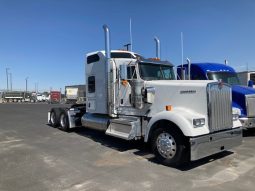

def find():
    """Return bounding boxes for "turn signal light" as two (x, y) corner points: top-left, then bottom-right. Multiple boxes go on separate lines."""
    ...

(166, 105), (172, 111)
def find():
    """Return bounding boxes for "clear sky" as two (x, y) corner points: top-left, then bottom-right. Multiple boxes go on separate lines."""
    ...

(0, 0), (255, 92)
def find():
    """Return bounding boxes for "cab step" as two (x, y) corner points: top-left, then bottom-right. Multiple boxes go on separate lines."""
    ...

(106, 117), (141, 140)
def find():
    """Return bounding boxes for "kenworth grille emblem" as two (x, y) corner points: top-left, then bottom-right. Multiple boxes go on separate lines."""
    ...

(218, 79), (223, 89)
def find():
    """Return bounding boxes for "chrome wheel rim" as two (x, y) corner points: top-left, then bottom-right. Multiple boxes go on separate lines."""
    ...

(156, 132), (177, 159)
(50, 112), (55, 124)
(60, 114), (66, 128)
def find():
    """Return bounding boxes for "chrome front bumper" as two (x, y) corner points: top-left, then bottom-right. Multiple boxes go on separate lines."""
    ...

(190, 127), (242, 161)
(239, 117), (255, 129)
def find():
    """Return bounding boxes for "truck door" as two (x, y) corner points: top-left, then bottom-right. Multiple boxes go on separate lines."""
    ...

(117, 65), (138, 107)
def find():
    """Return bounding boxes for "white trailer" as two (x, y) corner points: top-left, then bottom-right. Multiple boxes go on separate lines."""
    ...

(65, 85), (86, 104)
(3, 91), (28, 102)
(48, 25), (242, 167)
(237, 71), (255, 88)
(66, 87), (78, 100)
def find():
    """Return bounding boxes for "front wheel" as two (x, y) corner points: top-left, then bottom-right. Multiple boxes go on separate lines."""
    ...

(151, 127), (188, 167)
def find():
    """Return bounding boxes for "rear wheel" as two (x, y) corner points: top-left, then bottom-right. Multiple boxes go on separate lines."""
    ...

(49, 108), (61, 127)
(151, 127), (188, 167)
(59, 112), (69, 132)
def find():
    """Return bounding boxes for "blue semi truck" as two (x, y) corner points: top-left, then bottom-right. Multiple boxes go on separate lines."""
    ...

(177, 62), (255, 129)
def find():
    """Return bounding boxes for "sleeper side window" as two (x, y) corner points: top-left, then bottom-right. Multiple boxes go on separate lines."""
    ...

(88, 76), (95, 93)
(87, 54), (100, 64)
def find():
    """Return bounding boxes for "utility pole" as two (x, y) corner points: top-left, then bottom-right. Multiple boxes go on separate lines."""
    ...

(60, 88), (62, 102)
(124, 43), (131, 51)
(129, 18), (133, 51)
(35, 83), (38, 93)
(181, 32), (184, 68)
(25, 77), (29, 93)
(9, 73), (12, 91)
(6, 68), (10, 91)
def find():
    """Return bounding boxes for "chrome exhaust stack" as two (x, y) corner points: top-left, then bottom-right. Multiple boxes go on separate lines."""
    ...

(154, 36), (160, 59)
(225, 59), (228, 65)
(103, 25), (111, 60)
(103, 25), (116, 117)
(187, 58), (191, 80)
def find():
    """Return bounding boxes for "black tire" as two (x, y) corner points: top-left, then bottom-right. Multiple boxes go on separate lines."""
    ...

(59, 111), (69, 132)
(49, 108), (62, 127)
(151, 127), (188, 167)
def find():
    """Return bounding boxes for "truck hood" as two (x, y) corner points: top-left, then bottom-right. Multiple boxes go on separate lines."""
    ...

(232, 85), (255, 116)
(145, 80), (212, 87)
(144, 80), (211, 116)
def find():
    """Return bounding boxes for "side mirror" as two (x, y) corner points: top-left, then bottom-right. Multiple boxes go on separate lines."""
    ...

(248, 80), (253, 87)
(144, 87), (155, 104)
(120, 64), (128, 80)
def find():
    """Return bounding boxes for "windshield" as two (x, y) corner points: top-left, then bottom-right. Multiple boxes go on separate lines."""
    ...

(139, 63), (175, 80)
(207, 72), (240, 85)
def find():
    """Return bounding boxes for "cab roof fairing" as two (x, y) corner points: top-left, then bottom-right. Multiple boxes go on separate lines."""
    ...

(179, 63), (236, 74)
(86, 50), (141, 58)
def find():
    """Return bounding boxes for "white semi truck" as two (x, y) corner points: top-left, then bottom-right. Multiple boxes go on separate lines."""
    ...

(48, 25), (242, 166)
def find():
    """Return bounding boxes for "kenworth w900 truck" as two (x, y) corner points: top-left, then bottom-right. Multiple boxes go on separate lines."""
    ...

(48, 25), (242, 167)
(177, 62), (255, 129)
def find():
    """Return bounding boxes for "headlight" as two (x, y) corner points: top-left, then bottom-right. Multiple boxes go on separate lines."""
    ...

(233, 114), (239, 121)
(193, 118), (205, 127)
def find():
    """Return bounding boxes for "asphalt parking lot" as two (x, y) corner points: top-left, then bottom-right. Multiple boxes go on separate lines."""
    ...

(0, 104), (255, 191)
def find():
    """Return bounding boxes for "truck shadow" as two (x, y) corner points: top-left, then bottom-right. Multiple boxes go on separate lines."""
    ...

(174, 151), (233, 171)
(71, 126), (234, 171)
(243, 129), (255, 137)
(73, 127), (147, 152)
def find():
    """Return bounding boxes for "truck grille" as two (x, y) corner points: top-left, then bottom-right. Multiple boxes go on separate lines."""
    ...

(246, 95), (255, 117)
(207, 83), (232, 132)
